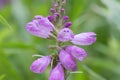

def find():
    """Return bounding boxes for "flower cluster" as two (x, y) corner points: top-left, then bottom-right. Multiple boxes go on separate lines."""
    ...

(25, 0), (96, 80)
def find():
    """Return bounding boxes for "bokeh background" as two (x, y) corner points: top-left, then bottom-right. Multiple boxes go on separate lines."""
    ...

(0, 0), (120, 80)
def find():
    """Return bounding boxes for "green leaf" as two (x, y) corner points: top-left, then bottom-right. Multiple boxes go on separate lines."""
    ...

(0, 15), (13, 30)
(0, 74), (6, 80)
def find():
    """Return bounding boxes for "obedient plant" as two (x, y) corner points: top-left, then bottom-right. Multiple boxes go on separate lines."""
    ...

(25, 0), (96, 80)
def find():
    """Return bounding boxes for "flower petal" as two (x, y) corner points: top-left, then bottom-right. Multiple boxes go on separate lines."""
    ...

(71, 32), (96, 45)
(25, 15), (55, 38)
(66, 46), (87, 61)
(58, 28), (74, 42)
(59, 50), (77, 71)
(49, 63), (64, 80)
(30, 56), (51, 74)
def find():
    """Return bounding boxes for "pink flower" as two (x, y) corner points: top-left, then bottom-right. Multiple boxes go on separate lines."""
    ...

(66, 46), (87, 61)
(71, 32), (96, 45)
(58, 28), (74, 42)
(30, 56), (51, 74)
(49, 63), (65, 80)
(59, 50), (77, 71)
(25, 15), (55, 38)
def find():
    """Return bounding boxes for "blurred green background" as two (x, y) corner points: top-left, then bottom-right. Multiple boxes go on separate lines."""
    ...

(0, 0), (120, 80)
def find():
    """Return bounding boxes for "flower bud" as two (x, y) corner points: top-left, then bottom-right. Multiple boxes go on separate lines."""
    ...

(49, 63), (65, 80)
(64, 22), (72, 28)
(62, 0), (66, 4)
(50, 8), (56, 13)
(71, 32), (96, 45)
(58, 28), (74, 42)
(47, 15), (54, 22)
(63, 16), (69, 21)
(25, 15), (55, 38)
(59, 50), (77, 71)
(54, 3), (58, 8)
(61, 8), (65, 12)
(66, 46), (87, 61)
(30, 56), (51, 74)
(54, 12), (60, 18)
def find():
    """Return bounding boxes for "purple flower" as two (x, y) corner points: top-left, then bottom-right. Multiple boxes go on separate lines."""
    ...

(63, 16), (69, 21)
(25, 15), (55, 38)
(58, 28), (74, 42)
(59, 50), (77, 71)
(66, 46), (87, 61)
(61, 8), (65, 12)
(30, 56), (51, 74)
(71, 32), (96, 45)
(64, 22), (72, 28)
(49, 63), (65, 80)
(54, 12), (60, 17)
(50, 8), (56, 13)
(47, 15), (54, 22)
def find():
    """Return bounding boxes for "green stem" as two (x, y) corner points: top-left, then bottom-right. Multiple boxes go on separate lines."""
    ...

(50, 0), (69, 80)
(65, 71), (70, 80)
(32, 54), (44, 57)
